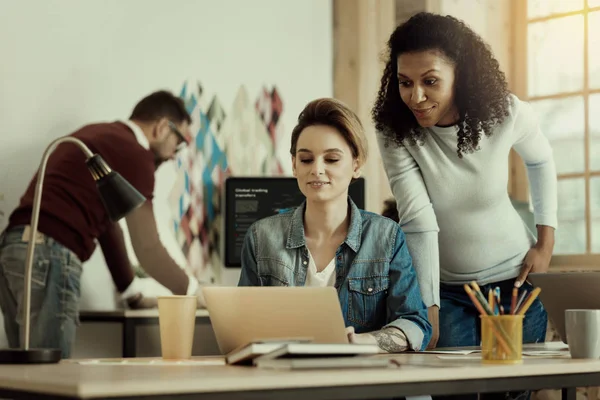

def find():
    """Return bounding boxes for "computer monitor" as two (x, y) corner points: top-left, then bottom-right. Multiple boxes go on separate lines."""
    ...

(223, 176), (365, 267)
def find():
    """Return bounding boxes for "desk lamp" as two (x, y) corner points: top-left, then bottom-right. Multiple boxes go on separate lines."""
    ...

(0, 136), (146, 364)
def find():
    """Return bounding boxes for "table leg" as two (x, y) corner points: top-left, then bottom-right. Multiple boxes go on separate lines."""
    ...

(562, 388), (576, 400)
(122, 319), (136, 358)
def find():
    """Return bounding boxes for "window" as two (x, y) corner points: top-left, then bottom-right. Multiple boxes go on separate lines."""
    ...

(515, 0), (600, 265)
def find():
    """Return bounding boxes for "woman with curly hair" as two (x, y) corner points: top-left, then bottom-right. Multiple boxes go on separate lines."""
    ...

(372, 12), (557, 369)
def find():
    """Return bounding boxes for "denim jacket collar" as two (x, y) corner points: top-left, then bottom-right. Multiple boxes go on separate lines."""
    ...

(285, 197), (362, 253)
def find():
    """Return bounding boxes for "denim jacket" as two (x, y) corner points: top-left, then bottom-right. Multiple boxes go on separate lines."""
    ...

(238, 197), (432, 351)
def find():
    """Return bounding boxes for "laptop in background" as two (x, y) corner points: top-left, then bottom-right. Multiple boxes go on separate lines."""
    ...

(528, 272), (600, 344)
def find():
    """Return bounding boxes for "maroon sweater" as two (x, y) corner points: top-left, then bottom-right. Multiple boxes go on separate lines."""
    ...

(9, 121), (155, 261)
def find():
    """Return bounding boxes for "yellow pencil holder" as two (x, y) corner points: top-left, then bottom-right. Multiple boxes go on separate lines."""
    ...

(480, 315), (523, 364)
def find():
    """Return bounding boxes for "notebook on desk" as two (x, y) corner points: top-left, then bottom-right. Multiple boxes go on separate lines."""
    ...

(226, 339), (311, 365)
(227, 340), (381, 365)
(252, 342), (384, 370)
(257, 342), (380, 359)
(253, 356), (392, 370)
(202, 287), (350, 355)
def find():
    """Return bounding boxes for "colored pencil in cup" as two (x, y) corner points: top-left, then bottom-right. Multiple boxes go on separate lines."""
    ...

(466, 282), (515, 356)
(517, 287), (542, 316)
(469, 282), (494, 315)
(464, 284), (488, 316)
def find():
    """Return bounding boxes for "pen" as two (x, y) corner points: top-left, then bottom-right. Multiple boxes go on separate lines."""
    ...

(517, 287), (542, 316)
(495, 287), (503, 315)
(514, 290), (528, 314)
(510, 287), (518, 315)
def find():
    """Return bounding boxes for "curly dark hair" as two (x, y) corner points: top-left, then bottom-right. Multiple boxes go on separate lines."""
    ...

(372, 12), (511, 158)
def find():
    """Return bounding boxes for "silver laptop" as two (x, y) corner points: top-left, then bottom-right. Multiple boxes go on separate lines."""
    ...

(528, 272), (600, 344)
(202, 286), (349, 354)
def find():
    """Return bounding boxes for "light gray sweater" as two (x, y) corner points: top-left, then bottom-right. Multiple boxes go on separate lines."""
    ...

(377, 94), (558, 307)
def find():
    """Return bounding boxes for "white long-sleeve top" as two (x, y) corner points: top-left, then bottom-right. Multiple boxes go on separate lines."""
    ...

(377, 94), (558, 307)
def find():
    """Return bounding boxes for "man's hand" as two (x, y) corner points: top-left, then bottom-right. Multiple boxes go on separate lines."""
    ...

(427, 305), (439, 350)
(120, 276), (158, 309)
(195, 282), (208, 309)
(125, 293), (158, 309)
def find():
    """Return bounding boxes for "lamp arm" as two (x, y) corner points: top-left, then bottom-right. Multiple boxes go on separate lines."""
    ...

(22, 136), (94, 350)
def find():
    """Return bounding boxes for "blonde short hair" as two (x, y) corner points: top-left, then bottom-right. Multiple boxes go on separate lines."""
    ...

(290, 98), (368, 166)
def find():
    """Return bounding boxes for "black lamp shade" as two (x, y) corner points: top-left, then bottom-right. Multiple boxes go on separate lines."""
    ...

(86, 155), (146, 221)
(96, 172), (146, 221)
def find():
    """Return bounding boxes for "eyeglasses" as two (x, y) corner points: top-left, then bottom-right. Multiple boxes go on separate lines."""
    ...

(168, 121), (188, 151)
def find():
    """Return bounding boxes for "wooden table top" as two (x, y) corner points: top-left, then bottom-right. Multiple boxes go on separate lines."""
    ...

(0, 346), (598, 399)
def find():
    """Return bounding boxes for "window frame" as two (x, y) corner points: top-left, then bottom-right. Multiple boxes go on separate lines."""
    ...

(510, 0), (600, 270)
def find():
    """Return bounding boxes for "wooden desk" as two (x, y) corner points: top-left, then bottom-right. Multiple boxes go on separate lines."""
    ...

(79, 309), (211, 358)
(0, 353), (598, 399)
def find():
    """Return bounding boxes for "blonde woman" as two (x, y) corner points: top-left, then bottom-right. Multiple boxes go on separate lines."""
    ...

(239, 98), (431, 354)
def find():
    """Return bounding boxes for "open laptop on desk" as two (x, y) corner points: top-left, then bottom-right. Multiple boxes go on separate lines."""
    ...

(202, 286), (349, 354)
(528, 271), (600, 344)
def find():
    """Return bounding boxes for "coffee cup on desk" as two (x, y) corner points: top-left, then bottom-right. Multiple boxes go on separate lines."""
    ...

(157, 295), (197, 359)
(565, 309), (600, 359)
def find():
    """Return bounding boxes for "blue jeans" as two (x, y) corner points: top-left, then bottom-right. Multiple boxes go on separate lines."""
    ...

(435, 278), (547, 400)
(0, 226), (82, 358)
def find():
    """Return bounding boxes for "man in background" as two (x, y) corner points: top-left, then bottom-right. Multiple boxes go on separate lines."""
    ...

(0, 90), (205, 358)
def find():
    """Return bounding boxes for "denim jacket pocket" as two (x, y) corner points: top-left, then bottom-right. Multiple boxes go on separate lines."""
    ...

(257, 258), (290, 287)
(347, 276), (389, 328)
(258, 274), (289, 286)
(0, 243), (50, 323)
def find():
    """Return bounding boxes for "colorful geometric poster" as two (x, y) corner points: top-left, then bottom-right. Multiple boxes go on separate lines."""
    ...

(255, 86), (285, 175)
(169, 81), (285, 283)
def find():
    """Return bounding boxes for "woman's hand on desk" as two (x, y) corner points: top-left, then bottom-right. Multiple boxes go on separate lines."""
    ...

(345, 326), (408, 352)
(346, 326), (377, 345)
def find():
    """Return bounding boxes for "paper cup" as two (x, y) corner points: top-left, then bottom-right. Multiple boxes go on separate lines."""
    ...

(157, 295), (197, 359)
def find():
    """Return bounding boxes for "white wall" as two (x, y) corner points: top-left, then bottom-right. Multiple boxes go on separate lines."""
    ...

(0, 0), (333, 348)
(395, 0), (512, 100)
(432, 0), (512, 83)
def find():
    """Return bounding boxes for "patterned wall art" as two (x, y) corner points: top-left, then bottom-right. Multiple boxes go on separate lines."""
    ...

(168, 81), (286, 283)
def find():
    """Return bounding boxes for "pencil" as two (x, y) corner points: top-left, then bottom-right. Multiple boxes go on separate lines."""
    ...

(488, 289), (495, 315)
(470, 282), (494, 315)
(510, 288), (518, 315)
(464, 284), (487, 316)
(517, 287), (542, 316)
